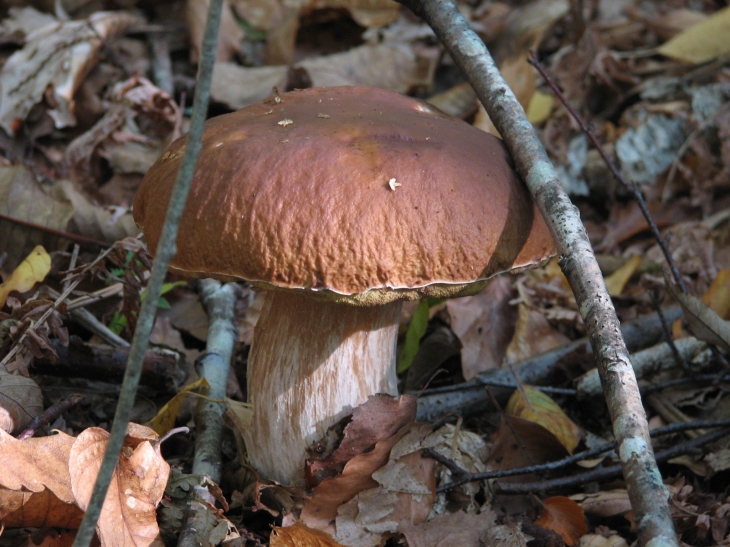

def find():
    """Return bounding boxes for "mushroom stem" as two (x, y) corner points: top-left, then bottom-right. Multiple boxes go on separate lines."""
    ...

(243, 291), (401, 485)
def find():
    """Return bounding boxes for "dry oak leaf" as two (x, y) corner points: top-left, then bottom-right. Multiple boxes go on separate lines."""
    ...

(69, 425), (170, 547)
(270, 521), (346, 547)
(535, 496), (588, 546)
(400, 510), (497, 547)
(506, 386), (583, 454)
(0, 429), (81, 528)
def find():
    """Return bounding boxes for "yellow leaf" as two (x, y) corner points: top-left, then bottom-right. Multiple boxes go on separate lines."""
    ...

(506, 385), (583, 453)
(148, 378), (209, 435)
(270, 521), (346, 547)
(703, 269), (730, 320)
(605, 255), (642, 297)
(0, 245), (51, 307)
(657, 5), (730, 63)
(527, 90), (555, 124)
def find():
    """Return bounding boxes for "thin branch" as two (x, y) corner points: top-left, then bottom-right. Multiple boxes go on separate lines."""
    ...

(432, 418), (730, 492)
(69, 2), (224, 547)
(495, 426), (730, 494)
(527, 51), (688, 294)
(0, 245), (115, 368)
(17, 394), (85, 440)
(394, 2), (677, 544)
(0, 211), (109, 250)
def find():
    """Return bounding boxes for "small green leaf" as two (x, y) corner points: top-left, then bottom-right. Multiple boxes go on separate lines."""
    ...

(397, 299), (444, 373)
(108, 311), (127, 335)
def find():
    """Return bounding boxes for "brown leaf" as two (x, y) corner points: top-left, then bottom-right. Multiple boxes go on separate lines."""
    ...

(301, 411), (415, 533)
(270, 521), (346, 547)
(506, 386), (583, 454)
(0, 165), (74, 271)
(487, 415), (569, 476)
(69, 426), (170, 547)
(0, 367), (43, 433)
(0, 487), (83, 528)
(447, 276), (517, 379)
(305, 394), (417, 487)
(0, 429), (75, 501)
(400, 510), (497, 547)
(667, 280), (730, 352)
(535, 496), (588, 546)
(505, 304), (571, 364)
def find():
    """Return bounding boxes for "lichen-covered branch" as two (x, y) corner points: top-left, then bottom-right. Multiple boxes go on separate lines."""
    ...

(395, 1), (677, 545)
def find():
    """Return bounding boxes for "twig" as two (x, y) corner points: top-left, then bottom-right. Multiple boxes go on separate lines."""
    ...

(495, 426), (730, 494)
(649, 286), (690, 374)
(0, 212), (109, 249)
(69, 2), (224, 547)
(416, 306), (683, 421)
(576, 336), (711, 398)
(394, 1), (677, 544)
(45, 287), (130, 348)
(17, 394), (85, 440)
(0, 246), (115, 369)
(527, 51), (688, 294)
(63, 245), (80, 292)
(191, 279), (239, 481)
(432, 418), (730, 491)
(641, 373), (730, 395)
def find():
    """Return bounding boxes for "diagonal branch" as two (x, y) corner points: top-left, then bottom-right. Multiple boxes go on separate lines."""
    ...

(394, 1), (677, 545)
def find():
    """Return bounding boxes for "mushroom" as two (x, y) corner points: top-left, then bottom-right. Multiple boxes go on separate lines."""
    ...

(133, 86), (556, 486)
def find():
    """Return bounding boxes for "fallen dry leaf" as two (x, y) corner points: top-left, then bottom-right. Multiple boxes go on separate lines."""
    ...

(271, 521), (346, 547)
(657, 5), (730, 63)
(69, 425), (170, 547)
(505, 303), (571, 364)
(535, 496), (588, 546)
(667, 280), (730, 352)
(0, 368), (43, 434)
(0, 245), (51, 307)
(488, 414), (569, 475)
(306, 394), (417, 487)
(701, 269), (730, 319)
(0, 165), (74, 271)
(447, 275), (516, 379)
(0, 10), (140, 134)
(506, 386), (583, 453)
(570, 490), (632, 518)
(186, 0), (244, 63)
(400, 510), (497, 547)
(604, 255), (642, 297)
(482, 522), (531, 547)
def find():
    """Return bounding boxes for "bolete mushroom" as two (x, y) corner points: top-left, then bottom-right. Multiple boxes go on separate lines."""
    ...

(133, 86), (555, 486)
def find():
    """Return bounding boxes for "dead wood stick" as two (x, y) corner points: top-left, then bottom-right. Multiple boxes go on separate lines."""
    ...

(32, 338), (185, 392)
(394, 1), (676, 543)
(416, 306), (682, 421)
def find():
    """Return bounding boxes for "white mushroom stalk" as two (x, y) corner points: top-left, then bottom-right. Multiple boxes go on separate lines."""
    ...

(243, 292), (401, 485)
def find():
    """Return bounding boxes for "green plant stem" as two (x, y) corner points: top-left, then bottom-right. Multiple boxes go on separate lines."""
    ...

(69, 2), (223, 546)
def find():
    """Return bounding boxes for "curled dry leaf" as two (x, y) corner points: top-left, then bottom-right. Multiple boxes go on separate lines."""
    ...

(0, 368), (43, 433)
(65, 77), (180, 187)
(270, 521), (346, 547)
(505, 304), (571, 364)
(506, 386), (583, 454)
(0, 429), (81, 528)
(69, 425), (170, 547)
(0, 10), (141, 134)
(535, 496), (588, 546)
(0, 245), (51, 308)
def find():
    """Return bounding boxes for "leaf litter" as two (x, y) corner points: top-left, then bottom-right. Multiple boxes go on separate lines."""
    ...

(2, 0), (730, 546)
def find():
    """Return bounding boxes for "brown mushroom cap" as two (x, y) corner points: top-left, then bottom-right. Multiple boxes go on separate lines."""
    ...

(133, 86), (555, 304)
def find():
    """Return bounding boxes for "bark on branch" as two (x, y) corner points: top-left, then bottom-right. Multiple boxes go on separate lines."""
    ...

(395, 1), (677, 545)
